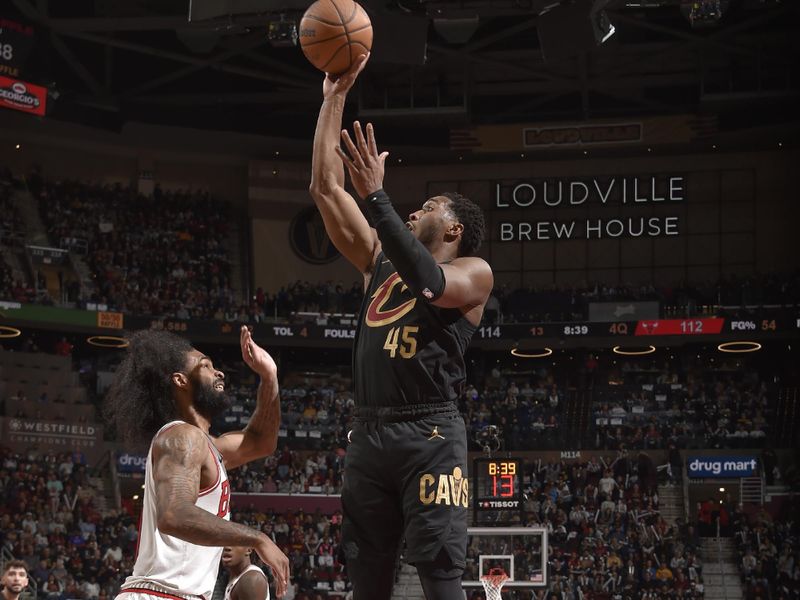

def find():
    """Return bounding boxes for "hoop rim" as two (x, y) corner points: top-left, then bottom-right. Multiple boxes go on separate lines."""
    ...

(480, 568), (509, 587)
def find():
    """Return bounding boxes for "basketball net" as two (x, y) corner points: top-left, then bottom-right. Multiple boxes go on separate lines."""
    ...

(480, 567), (509, 600)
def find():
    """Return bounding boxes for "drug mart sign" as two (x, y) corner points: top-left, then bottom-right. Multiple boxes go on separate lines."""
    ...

(687, 455), (758, 478)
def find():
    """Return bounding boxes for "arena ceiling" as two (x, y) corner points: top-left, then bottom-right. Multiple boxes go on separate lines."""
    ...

(4, 0), (799, 154)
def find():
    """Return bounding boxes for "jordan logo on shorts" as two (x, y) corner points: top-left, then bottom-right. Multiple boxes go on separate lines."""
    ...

(428, 426), (445, 441)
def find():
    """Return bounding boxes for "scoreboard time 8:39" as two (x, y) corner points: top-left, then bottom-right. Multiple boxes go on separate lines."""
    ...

(472, 457), (523, 525)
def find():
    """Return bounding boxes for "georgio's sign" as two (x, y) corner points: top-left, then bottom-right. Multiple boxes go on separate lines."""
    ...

(687, 456), (758, 478)
(0, 75), (46, 116)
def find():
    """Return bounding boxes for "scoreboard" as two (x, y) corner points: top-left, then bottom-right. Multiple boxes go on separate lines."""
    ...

(473, 457), (523, 525)
(475, 315), (799, 342)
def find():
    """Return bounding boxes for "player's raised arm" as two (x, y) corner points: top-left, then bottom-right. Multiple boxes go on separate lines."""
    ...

(338, 121), (494, 314)
(152, 424), (289, 596)
(214, 326), (280, 470)
(309, 53), (379, 275)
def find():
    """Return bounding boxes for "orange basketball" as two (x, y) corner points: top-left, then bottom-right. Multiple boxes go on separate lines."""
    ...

(299, 0), (373, 75)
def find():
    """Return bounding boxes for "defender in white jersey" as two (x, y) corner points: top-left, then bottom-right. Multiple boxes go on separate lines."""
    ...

(105, 327), (290, 600)
(222, 547), (269, 600)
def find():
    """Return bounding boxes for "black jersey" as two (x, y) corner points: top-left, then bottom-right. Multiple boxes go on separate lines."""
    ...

(353, 252), (477, 407)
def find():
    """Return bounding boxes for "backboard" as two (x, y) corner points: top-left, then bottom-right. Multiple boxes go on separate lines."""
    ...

(462, 526), (548, 593)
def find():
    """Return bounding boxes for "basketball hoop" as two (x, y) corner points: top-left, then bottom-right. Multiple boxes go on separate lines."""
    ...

(480, 567), (509, 600)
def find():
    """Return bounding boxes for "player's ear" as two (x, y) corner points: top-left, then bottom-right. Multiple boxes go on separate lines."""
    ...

(171, 372), (189, 389)
(445, 221), (463, 241)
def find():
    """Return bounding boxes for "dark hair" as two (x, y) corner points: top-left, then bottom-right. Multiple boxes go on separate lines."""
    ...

(442, 191), (485, 257)
(104, 330), (193, 445)
(3, 560), (28, 575)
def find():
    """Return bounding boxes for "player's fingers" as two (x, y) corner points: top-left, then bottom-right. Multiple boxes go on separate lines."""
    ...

(353, 121), (369, 159)
(283, 558), (291, 595)
(366, 122), (378, 157)
(340, 130), (365, 168)
(379, 151), (389, 167)
(347, 52), (369, 79)
(274, 561), (287, 597)
(240, 326), (249, 357)
(335, 145), (358, 175)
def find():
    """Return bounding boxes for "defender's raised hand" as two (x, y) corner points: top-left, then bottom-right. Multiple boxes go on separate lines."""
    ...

(336, 121), (389, 200)
(240, 326), (277, 379)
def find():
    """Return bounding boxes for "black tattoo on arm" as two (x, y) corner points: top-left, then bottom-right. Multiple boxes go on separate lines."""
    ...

(152, 424), (262, 547)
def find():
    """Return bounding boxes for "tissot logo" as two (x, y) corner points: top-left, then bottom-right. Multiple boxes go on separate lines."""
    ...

(289, 206), (339, 265)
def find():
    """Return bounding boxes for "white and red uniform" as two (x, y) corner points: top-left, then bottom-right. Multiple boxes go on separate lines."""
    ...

(119, 421), (231, 600)
(224, 565), (269, 600)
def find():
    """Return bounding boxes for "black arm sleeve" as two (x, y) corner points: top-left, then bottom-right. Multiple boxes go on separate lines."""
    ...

(364, 189), (445, 301)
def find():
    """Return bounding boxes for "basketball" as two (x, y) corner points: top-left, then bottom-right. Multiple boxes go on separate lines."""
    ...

(299, 0), (373, 75)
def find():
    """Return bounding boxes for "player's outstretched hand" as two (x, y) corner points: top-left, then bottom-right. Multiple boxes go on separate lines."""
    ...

(240, 326), (277, 379)
(256, 536), (290, 598)
(323, 52), (369, 99)
(336, 121), (388, 200)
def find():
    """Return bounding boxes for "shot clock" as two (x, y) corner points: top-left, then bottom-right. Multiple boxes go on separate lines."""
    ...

(473, 457), (523, 525)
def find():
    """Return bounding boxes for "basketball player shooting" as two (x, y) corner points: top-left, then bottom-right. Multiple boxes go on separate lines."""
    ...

(310, 54), (494, 600)
(105, 327), (290, 600)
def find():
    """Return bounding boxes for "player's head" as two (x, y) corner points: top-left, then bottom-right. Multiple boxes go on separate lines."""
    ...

(222, 546), (252, 570)
(104, 330), (229, 444)
(406, 192), (485, 257)
(1, 561), (29, 596)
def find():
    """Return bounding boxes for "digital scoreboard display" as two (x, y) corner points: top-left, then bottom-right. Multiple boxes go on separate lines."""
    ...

(473, 457), (523, 525)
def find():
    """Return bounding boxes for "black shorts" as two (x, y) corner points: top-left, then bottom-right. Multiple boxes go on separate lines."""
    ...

(341, 402), (468, 569)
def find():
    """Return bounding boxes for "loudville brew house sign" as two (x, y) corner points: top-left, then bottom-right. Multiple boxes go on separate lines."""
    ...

(494, 174), (685, 242)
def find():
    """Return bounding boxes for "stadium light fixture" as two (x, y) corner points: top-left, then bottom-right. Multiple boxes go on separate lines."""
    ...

(87, 335), (130, 348)
(717, 341), (761, 353)
(613, 345), (656, 356)
(511, 347), (553, 358)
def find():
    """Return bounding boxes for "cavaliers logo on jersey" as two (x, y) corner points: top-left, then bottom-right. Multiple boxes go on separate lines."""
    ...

(365, 272), (417, 328)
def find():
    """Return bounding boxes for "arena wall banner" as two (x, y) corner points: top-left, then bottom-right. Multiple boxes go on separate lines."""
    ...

(117, 452), (147, 474)
(0, 417), (104, 460)
(0, 75), (46, 116)
(686, 455), (758, 478)
(449, 114), (717, 152)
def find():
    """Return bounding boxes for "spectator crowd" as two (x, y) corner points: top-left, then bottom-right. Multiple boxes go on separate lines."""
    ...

(592, 356), (773, 451)
(463, 456), (706, 600)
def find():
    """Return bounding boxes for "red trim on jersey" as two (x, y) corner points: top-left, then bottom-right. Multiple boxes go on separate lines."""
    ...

(120, 588), (203, 600)
(197, 441), (221, 497)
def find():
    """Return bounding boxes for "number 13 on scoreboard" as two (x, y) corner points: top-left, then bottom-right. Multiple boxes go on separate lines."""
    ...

(491, 474), (515, 497)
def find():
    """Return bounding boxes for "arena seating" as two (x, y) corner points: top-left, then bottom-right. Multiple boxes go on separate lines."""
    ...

(0, 167), (35, 304)
(733, 506), (799, 600)
(592, 355), (772, 450)
(229, 507), (347, 600)
(36, 180), (236, 320)
(0, 448), (138, 600)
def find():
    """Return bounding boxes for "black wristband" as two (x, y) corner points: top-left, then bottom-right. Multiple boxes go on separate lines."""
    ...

(365, 189), (445, 301)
